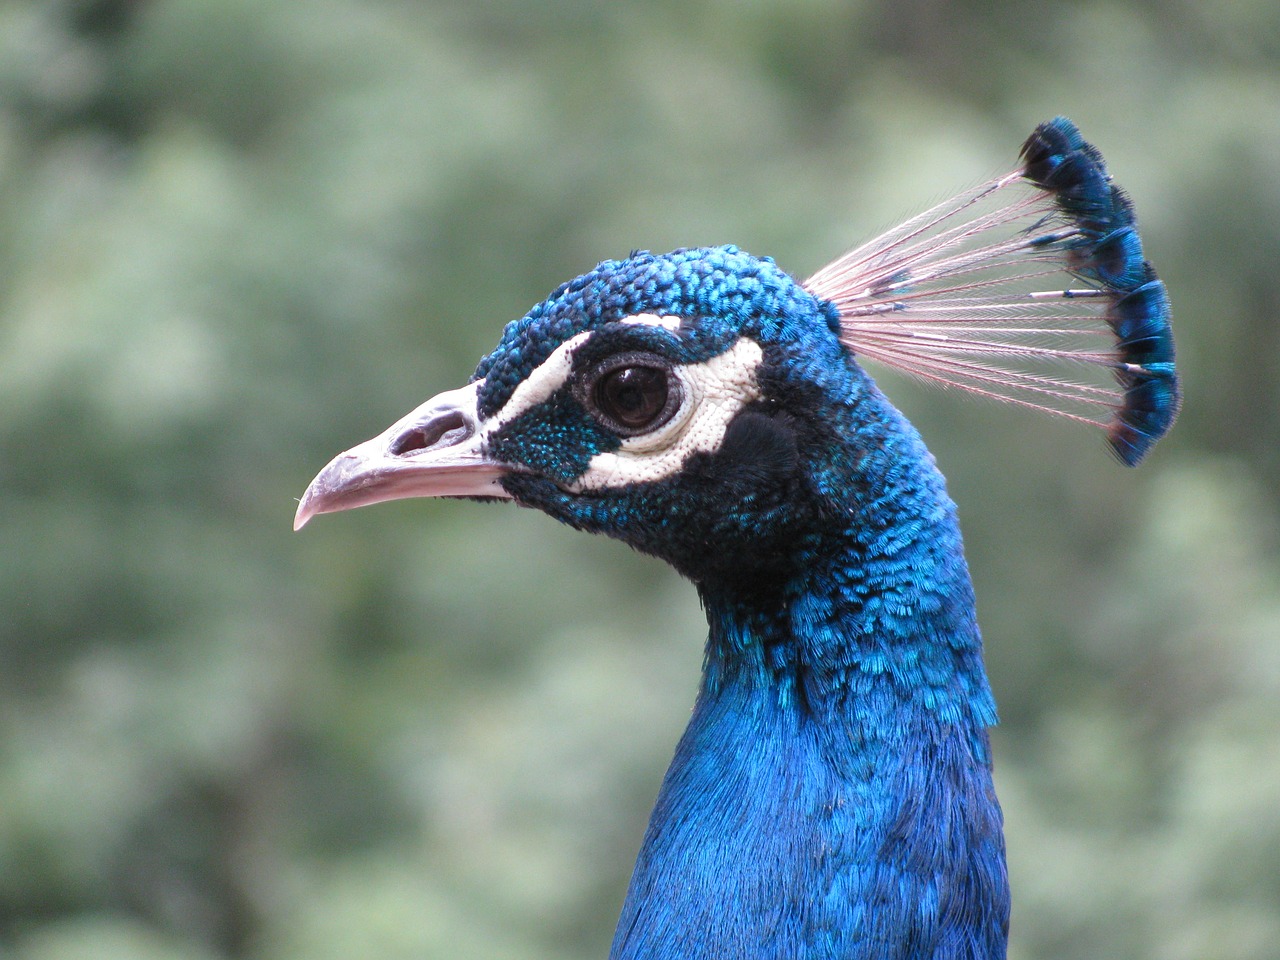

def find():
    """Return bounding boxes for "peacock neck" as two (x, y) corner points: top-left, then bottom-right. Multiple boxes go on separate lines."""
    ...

(610, 410), (1009, 960)
(700, 470), (997, 742)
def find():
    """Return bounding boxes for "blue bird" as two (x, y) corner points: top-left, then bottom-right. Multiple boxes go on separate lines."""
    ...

(296, 119), (1177, 960)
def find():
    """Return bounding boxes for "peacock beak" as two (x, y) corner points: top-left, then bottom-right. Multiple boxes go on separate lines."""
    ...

(294, 379), (513, 530)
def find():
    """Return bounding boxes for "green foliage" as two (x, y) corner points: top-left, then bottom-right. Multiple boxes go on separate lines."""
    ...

(1, 0), (1277, 957)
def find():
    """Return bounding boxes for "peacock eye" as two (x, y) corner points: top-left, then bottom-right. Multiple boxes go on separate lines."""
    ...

(585, 354), (682, 436)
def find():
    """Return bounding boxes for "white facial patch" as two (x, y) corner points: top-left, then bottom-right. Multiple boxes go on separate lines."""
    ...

(569, 337), (765, 491)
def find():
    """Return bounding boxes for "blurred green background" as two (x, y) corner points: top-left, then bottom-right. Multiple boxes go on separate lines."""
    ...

(2, 0), (1278, 958)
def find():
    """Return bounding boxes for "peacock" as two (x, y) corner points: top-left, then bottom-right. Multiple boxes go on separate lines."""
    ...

(295, 118), (1177, 960)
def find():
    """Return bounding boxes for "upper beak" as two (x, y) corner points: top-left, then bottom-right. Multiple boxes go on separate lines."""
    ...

(294, 379), (513, 530)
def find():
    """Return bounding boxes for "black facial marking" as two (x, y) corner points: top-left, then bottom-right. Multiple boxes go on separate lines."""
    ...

(710, 407), (801, 499)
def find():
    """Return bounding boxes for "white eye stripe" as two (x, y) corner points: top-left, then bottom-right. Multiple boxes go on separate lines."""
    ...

(482, 331), (591, 437)
(619, 313), (684, 331)
(569, 338), (764, 491)
(482, 314), (682, 436)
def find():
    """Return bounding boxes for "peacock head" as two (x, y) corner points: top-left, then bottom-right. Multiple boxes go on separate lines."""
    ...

(296, 119), (1180, 595)
(294, 245), (863, 591)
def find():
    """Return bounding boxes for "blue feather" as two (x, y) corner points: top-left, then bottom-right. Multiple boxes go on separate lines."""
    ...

(808, 117), (1179, 466)
(1015, 119), (1181, 463)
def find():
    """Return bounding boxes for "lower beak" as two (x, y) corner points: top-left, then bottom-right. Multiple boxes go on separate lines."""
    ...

(294, 379), (513, 530)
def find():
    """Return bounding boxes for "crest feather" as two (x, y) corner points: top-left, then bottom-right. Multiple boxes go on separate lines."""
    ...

(804, 117), (1179, 465)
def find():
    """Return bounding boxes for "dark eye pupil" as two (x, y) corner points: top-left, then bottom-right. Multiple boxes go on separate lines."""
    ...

(596, 365), (668, 429)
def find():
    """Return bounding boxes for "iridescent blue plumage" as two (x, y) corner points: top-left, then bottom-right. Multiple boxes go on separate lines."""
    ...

(463, 244), (1011, 958)
(295, 120), (1177, 960)
(474, 246), (825, 417)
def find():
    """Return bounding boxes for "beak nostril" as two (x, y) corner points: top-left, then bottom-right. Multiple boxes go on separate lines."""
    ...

(390, 410), (472, 457)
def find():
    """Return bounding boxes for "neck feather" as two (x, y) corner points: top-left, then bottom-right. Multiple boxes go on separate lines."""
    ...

(611, 398), (1008, 960)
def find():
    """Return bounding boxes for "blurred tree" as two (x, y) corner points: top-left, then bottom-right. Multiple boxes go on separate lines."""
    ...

(0, 0), (1276, 958)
